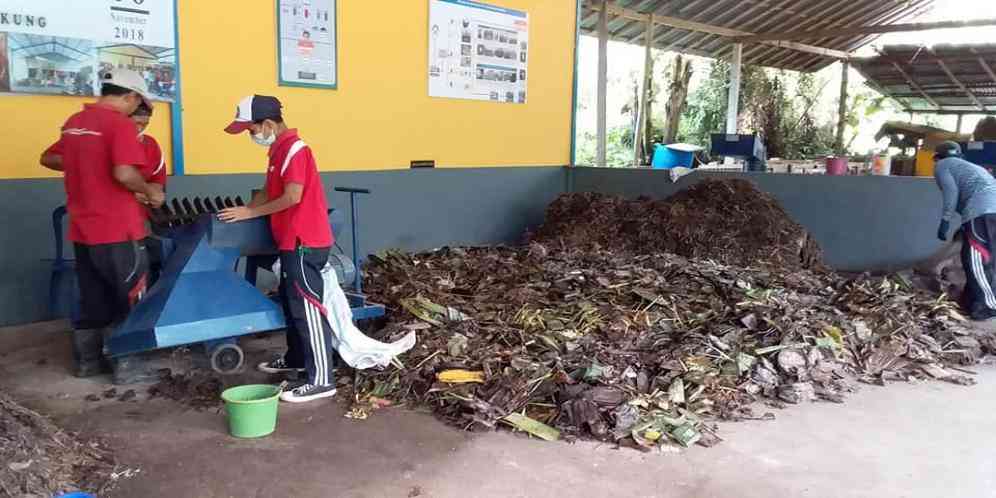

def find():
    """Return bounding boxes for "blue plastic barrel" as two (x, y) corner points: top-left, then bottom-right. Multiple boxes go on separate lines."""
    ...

(652, 144), (695, 169)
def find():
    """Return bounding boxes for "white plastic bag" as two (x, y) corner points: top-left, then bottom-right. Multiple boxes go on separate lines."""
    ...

(270, 259), (416, 369)
(319, 263), (416, 369)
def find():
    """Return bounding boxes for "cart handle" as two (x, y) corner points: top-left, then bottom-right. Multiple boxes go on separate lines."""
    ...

(334, 187), (371, 194)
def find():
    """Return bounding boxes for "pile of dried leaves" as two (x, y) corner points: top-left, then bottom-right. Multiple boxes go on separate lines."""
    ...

(347, 180), (992, 450)
(0, 390), (125, 496)
(356, 243), (991, 451)
(528, 179), (823, 270)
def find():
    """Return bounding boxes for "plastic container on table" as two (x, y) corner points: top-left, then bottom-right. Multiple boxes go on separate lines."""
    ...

(825, 156), (848, 175)
(870, 153), (892, 176)
(915, 149), (935, 177)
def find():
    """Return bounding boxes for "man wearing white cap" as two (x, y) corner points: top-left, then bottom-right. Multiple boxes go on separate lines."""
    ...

(40, 69), (165, 382)
(218, 95), (338, 403)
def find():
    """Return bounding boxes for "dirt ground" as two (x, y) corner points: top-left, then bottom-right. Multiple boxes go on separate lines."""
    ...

(3, 321), (996, 498)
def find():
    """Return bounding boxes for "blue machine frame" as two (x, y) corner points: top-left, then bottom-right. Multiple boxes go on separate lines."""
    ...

(107, 215), (287, 358)
(47, 188), (385, 369)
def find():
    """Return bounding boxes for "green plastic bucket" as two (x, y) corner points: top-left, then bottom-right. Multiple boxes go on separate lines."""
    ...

(221, 384), (281, 438)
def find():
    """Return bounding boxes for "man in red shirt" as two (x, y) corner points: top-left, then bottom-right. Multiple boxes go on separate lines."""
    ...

(131, 102), (167, 284)
(40, 69), (164, 381)
(219, 95), (337, 403)
(132, 102), (167, 190)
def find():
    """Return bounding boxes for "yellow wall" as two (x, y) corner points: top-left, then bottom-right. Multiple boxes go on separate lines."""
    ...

(1, 0), (576, 179)
(3, 96), (173, 179)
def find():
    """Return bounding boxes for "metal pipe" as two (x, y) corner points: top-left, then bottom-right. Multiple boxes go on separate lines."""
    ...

(347, 193), (359, 292)
(726, 43), (743, 135)
(596, 0), (609, 167)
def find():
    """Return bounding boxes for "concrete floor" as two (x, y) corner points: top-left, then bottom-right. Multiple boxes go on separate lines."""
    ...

(3, 322), (996, 498)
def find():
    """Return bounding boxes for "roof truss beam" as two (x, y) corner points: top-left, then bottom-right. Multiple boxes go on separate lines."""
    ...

(738, 17), (996, 42)
(740, 0), (859, 63)
(584, 1), (850, 60)
(935, 56), (986, 111)
(889, 61), (940, 110)
(752, 0), (928, 70)
(970, 48), (996, 86)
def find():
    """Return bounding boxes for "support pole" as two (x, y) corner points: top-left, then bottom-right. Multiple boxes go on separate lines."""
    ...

(597, 0), (609, 167)
(726, 43), (742, 135)
(835, 61), (850, 155)
(633, 16), (653, 166)
(956, 114), (964, 134)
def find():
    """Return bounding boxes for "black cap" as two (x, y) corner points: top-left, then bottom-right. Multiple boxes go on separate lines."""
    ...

(934, 141), (962, 160)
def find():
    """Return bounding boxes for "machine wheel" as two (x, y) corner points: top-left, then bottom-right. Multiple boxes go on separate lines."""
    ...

(210, 344), (245, 374)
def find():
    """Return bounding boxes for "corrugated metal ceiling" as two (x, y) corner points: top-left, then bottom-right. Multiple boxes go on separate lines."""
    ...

(852, 43), (996, 113)
(579, 0), (936, 72)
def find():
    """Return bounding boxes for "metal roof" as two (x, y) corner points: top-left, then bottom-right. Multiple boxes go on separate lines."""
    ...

(9, 34), (93, 64)
(579, 0), (935, 72)
(851, 43), (996, 114)
(96, 43), (176, 62)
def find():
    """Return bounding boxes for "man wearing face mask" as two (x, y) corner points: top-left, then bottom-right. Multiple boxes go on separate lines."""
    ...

(39, 69), (165, 381)
(219, 95), (337, 403)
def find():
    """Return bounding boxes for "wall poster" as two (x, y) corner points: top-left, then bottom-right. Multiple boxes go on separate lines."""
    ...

(0, 0), (177, 101)
(428, 0), (529, 104)
(278, 0), (337, 89)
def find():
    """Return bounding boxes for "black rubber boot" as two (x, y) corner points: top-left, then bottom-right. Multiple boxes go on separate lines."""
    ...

(71, 328), (105, 378)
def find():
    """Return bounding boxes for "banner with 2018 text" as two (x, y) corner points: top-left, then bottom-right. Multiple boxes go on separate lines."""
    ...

(0, 0), (177, 101)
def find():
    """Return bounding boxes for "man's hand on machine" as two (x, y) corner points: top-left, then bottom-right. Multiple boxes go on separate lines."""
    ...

(136, 185), (165, 208)
(218, 206), (255, 223)
(220, 184), (302, 223)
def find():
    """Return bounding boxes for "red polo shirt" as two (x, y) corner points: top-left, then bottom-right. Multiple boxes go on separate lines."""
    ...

(266, 129), (333, 251)
(140, 134), (167, 187)
(48, 103), (148, 244)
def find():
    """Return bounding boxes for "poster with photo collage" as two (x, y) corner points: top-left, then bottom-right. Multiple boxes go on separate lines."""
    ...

(428, 0), (529, 104)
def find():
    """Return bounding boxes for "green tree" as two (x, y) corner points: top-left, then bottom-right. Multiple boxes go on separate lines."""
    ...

(678, 61), (837, 160)
(575, 126), (638, 167)
(678, 60), (729, 148)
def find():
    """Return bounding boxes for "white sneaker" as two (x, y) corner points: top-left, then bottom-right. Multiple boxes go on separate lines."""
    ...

(258, 357), (305, 374)
(280, 384), (337, 403)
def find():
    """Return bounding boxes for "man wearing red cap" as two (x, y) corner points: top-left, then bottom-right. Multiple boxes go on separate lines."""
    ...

(40, 69), (165, 381)
(219, 95), (337, 403)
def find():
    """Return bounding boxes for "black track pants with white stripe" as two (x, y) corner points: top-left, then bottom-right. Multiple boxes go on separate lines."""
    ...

(278, 247), (336, 387)
(961, 215), (996, 317)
